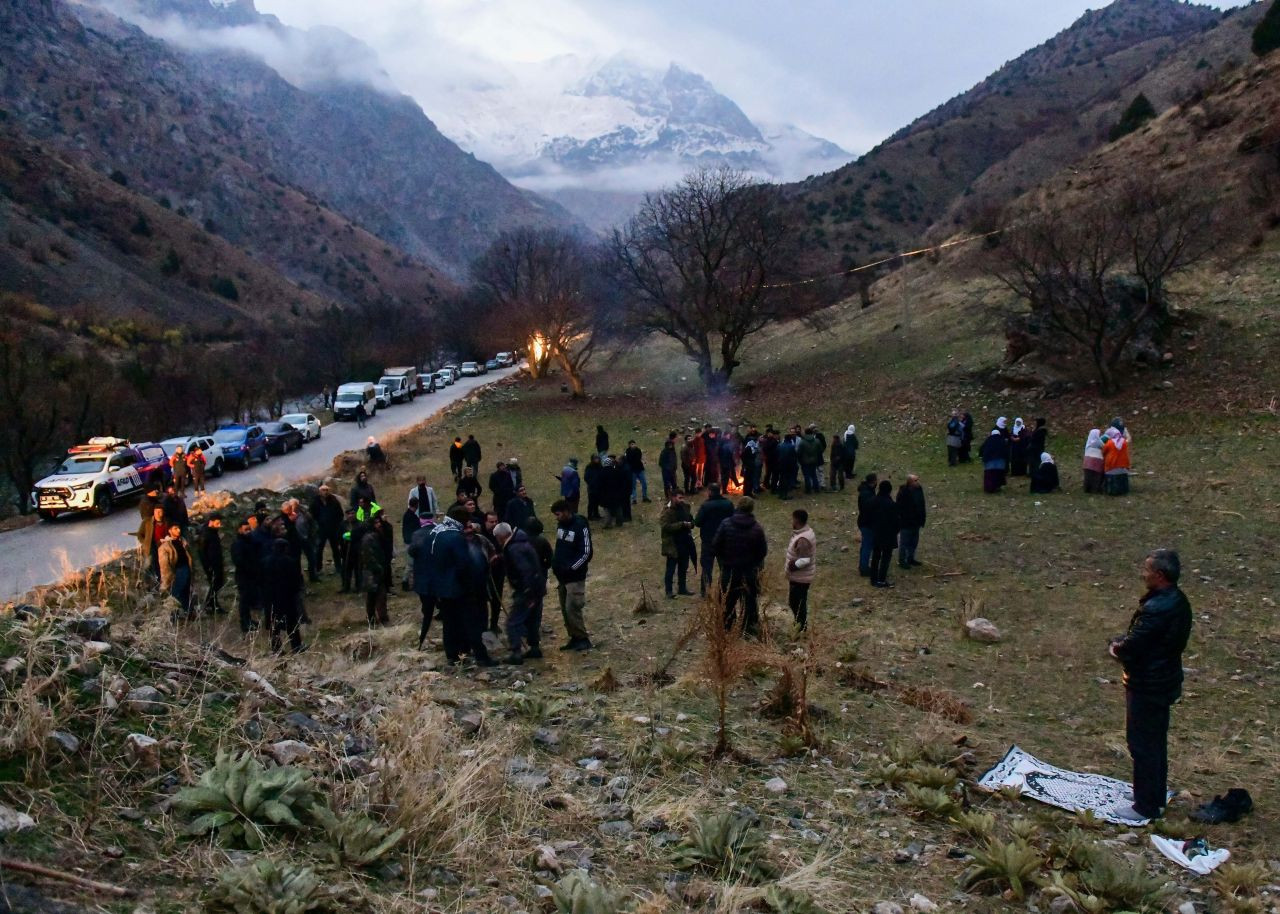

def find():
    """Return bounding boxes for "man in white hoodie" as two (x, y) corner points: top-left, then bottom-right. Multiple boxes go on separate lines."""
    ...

(785, 509), (817, 632)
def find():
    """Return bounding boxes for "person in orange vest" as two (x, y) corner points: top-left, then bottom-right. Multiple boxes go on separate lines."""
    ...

(187, 447), (207, 494)
(1102, 417), (1133, 496)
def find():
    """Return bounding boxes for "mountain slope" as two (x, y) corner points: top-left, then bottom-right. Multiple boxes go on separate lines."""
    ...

(785, 0), (1260, 280)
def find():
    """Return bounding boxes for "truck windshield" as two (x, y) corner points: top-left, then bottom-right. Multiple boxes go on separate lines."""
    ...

(335, 395), (360, 404)
(54, 455), (108, 475)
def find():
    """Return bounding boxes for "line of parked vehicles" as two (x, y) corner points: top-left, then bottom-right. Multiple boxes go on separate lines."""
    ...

(30, 353), (517, 519)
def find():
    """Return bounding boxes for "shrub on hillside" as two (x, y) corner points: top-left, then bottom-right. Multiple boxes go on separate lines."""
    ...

(210, 276), (239, 300)
(1253, 0), (1280, 57)
(1109, 93), (1157, 141)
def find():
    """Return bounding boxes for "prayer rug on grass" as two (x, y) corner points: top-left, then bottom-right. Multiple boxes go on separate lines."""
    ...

(978, 745), (1169, 826)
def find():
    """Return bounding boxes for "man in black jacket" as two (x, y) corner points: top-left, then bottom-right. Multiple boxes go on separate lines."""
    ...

(895, 475), (926, 568)
(869, 480), (899, 588)
(229, 518), (261, 634)
(551, 500), (593, 651)
(263, 538), (304, 653)
(310, 485), (345, 575)
(197, 515), (226, 615)
(1108, 548), (1192, 823)
(856, 474), (878, 577)
(711, 496), (768, 637)
(496, 522), (547, 664)
(694, 484), (735, 596)
(488, 461), (516, 521)
(460, 434), (482, 475)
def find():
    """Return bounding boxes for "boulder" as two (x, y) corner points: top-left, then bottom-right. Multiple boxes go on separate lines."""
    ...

(265, 740), (313, 766)
(125, 686), (168, 714)
(48, 731), (80, 754)
(124, 733), (160, 767)
(765, 776), (788, 794)
(965, 618), (1003, 643)
(910, 894), (938, 913)
(873, 904), (904, 914)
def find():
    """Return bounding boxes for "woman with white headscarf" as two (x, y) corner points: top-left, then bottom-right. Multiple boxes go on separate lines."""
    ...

(979, 427), (1008, 494)
(1029, 452), (1060, 494)
(842, 424), (858, 480)
(1082, 429), (1105, 494)
(1009, 417), (1030, 477)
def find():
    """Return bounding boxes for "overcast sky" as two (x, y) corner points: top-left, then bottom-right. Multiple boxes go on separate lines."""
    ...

(254, 0), (1253, 152)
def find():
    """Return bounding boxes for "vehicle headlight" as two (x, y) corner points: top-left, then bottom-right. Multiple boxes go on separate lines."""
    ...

(71, 481), (93, 490)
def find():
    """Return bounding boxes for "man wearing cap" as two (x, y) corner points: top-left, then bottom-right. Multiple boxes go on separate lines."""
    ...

(551, 498), (593, 651)
(711, 496), (768, 638)
(310, 484), (346, 575)
(694, 484), (734, 596)
(558, 457), (581, 515)
(494, 521), (547, 664)
(198, 514), (226, 615)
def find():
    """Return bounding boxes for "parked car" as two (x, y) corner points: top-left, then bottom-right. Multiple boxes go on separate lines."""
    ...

(416, 372), (437, 394)
(460, 361), (481, 377)
(279, 413), (322, 441)
(442, 364), (461, 381)
(262, 421), (305, 455)
(373, 383), (392, 409)
(434, 370), (454, 387)
(214, 424), (270, 468)
(485, 358), (501, 371)
(333, 382), (377, 421)
(32, 438), (170, 520)
(495, 351), (514, 367)
(159, 435), (227, 478)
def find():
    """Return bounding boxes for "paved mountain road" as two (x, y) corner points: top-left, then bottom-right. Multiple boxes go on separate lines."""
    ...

(0, 368), (516, 603)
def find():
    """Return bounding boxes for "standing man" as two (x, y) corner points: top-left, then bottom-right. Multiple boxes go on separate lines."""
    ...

(361, 510), (391, 626)
(694, 484), (735, 597)
(449, 436), (465, 481)
(583, 454), (603, 521)
(461, 434), (483, 476)
(230, 517), (261, 634)
(504, 484), (536, 532)
(558, 457), (581, 516)
(354, 399), (367, 429)
(310, 485), (345, 576)
(495, 522), (547, 664)
(263, 539), (304, 654)
(680, 435), (696, 495)
(170, 445), (190, 497)
(197, 514), (226, 615)
(659, 491), (696, 598)
(797, 427), (823, 495)
(659, 437), (679, 499)
(742, 432), (761, 496)
(551, 499), (592, 651)
(407, 475), (439, 518)
(625, 440), (649, 504)
(188, 447), (207, 495)
(711, 496), (768, 638)
(785, 509), (816, 632)
(488, 460), (516, 521)
(856, 473), (878, 577)
(869, 480), (899, 588)
(1107, 549), (1192, 823)
(895, 474), (926, 568)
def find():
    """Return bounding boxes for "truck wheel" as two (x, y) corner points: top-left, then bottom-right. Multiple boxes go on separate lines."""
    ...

(92, 487), (113, 517)
(211, 458), (225, 477)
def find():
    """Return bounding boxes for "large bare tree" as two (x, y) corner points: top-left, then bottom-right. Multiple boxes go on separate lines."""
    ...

(610, 166), (801, 393)
(993, 179), (1217, 393)
(470, 228), (607, 397)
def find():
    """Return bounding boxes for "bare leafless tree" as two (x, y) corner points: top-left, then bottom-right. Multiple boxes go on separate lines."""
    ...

(610, 166), (803, 393)
(470, 228), (608, 397)
(992, 179), (1217, 393)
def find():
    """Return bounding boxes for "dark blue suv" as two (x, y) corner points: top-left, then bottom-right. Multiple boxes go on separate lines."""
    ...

(213, 424), (269, 469)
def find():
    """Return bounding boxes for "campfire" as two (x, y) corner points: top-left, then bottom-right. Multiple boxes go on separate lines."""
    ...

(724, 477), (745, 496)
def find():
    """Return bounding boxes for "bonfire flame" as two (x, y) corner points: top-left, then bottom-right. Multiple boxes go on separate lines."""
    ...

(530, 333), (547, 364)
(724, 477), (744, 496)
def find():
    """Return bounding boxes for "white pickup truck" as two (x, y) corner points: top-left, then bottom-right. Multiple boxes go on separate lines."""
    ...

(32, 437), (172, 520)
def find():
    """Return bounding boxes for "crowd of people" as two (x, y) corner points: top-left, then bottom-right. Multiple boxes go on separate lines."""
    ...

(953, 412), (1134, 497)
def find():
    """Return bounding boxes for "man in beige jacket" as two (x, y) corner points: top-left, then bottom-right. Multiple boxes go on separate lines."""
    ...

(785, 508), (817, 632)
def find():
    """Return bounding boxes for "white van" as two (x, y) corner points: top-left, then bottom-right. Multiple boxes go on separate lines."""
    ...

(333, 382), (377, 421)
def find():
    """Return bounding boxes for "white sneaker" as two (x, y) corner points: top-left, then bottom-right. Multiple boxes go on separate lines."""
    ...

(1107, 803), (1151, 825)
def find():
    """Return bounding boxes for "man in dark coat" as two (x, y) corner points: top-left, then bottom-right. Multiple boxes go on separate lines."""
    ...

(496, 522), (547, 663)
(162, 484), (189, 533)
(1029, 418), (1049, 464)
(449, 437), (464, 481)
(197, 515), (226, 614)
(600, 457), (627, 528)
(658, 437), (679, 498)
(711, 496), (768, 637)
(488, 461), (516, 520)
(410, 509), (495, 663)
(504, 485), (536, 532)
(895, 475), (926, 568)
(624, 440), (649, 504)
(680, 435), (696, 495)
(230, 518), (261, 634)
(460, 434), (482, 475)
(776, 434), (798, 500)
(761, 427), (780, 493)
(349, 471), (376, 512)
(1107, 548), (1192, 823)
(583, 454), (603, 520)
(869, 480), (899, 588)
(959, 413), (975, 463)
(694, 484), (735, 596)
(856, 474), (878, 577)
(595, 425), (609, 456)
(309, 485), (345, 575)
(262, 538), (303, 653)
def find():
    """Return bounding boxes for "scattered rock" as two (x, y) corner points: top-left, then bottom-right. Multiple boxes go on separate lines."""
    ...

(0, 804), (36, 835)
(63, 617), (110, 640)
(201, 691), (236, 709)
(606, 775), (631, 800)
(284, 711), (326, 736)
(124, 686), (167, 714)
(11, 604), (41, 621)
(124, 733), (160, 768)
(764, 776), (788, 794)
(910, 893), (938, 913)
(454, 710), (484, 734)
(532, 728), (560, 747)
(48, 731), (80, 754)
(599, 820), (633, 838)
(265, 740), (313, 766)
(874, 903), (904, 914)
(2, 656), (25, 675)
(1177, 903), (1195, 914)
(1049, 895), (1078, 914)
(965, 618), (1003, 643)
